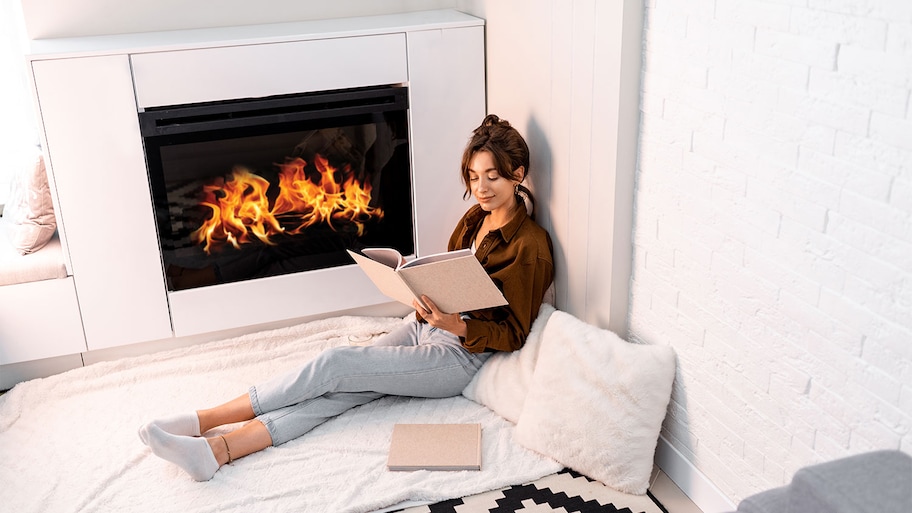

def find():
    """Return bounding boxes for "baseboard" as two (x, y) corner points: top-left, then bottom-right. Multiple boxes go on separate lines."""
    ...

(654, 435), (737, 513)
(0, 353), (84, 391)
(81, 301), (411, 366)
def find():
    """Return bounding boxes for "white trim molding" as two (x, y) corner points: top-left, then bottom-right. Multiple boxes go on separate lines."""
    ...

(655, 435), (737, 513)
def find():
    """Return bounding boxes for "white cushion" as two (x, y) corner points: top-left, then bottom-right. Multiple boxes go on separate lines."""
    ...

(0, 218), (67, 286)
(514, 310), (676, 495)
(462, 302), (555, 423)
(5, 153), (57, 255)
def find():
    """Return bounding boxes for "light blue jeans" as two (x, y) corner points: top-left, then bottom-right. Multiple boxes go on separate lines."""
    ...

(249, 321), (491, 446)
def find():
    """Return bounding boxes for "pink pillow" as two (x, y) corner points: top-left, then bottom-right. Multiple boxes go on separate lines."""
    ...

(6, 153), (57, 255)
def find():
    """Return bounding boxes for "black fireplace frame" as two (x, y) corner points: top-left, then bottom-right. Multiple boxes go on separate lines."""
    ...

(138, 85), (415, 291)
(138, 85), (408, 137)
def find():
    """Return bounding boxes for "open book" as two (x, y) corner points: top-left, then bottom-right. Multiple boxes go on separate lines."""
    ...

(387, 423), (482, 471)
(347, 247), (508, 314)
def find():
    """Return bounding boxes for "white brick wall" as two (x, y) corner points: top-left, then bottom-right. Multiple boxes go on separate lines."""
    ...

(631, 0), (912, 503)
(0, 2), (39, 208)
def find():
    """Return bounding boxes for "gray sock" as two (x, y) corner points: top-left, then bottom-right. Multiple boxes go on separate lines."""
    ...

(138, 412), (201, 445)
(144, 424), (219, 481)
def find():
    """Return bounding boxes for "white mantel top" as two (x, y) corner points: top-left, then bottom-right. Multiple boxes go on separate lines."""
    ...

(27, 9), (482, 60)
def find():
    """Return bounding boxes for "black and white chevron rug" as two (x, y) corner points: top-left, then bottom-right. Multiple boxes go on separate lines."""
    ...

(394, 469), (667, 513)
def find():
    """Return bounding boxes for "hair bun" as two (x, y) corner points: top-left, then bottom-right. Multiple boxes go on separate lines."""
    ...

(479, 114), (510, 129)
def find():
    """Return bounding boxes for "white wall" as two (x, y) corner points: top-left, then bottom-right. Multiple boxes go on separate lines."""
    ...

(475, 0), (641, 336)
(631, 0), (912, 505)
(0, 0), (39, 207)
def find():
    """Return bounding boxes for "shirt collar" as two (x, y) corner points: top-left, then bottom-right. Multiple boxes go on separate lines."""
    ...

(464, 203), (528, 243)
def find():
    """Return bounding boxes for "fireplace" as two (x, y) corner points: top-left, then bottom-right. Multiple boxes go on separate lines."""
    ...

(27, 11), (485, 342)
(139, 86), (415, 291)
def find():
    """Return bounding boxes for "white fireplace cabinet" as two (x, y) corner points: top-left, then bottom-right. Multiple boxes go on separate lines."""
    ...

(20, 10), (485, 356)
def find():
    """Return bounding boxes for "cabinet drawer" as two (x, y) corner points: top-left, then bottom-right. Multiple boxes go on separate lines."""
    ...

(0, 277), (86, 364)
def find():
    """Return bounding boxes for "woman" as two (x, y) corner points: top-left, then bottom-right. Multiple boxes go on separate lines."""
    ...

(138, 114), (554, 481)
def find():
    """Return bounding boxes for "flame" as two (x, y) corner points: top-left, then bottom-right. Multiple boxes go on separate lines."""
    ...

(191, 155), (383, 255)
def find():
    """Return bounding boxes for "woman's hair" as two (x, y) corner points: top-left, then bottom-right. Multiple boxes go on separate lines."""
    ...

(460, 114), (535, 217)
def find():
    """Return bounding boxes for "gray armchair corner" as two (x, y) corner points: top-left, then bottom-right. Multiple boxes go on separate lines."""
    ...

(734, 450), (912, 513)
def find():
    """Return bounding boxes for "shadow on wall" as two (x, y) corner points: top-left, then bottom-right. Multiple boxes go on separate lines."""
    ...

(523, 114), (559, 302)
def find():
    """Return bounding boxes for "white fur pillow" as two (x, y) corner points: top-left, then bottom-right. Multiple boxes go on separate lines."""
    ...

(462, 302), (555, 423)
(514, 310), (676, 495)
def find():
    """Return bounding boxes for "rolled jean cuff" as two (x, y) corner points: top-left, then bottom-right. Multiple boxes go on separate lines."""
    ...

(249, 385), (263, 416)
(248, 385), (282, 445)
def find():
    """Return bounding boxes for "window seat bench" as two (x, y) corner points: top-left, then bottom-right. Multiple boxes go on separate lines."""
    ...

(0, 218), (67, 286)
(0, 217), (86, 365)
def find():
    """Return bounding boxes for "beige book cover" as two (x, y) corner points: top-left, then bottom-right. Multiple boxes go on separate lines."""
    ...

(387, 423), (482, 471)
(347, 248), (508, 314)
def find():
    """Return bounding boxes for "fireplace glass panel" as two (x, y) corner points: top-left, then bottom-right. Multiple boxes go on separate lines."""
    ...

(140, 86), (414, 291)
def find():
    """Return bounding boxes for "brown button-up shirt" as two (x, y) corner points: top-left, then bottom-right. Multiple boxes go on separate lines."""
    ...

(448, 204), (554, 353)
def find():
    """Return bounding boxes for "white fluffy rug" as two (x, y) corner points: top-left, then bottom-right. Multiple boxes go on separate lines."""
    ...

(0, 315), (561, 513)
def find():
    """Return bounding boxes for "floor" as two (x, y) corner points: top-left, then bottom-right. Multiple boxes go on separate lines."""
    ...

(1, 377), (706, 513)
(391, 465), (705, 513)
(650, 466), (705, 513)
(3, 367), (703, 513)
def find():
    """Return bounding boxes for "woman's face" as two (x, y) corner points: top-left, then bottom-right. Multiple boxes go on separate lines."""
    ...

(468, 150), (518, 214)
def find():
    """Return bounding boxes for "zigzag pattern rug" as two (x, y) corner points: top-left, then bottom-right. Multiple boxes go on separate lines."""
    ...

(395, 469), (667, 513)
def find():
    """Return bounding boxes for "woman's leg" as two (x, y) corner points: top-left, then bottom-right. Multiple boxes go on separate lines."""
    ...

(139, 394), (255, 441)
(252, 322), (476, 412)
(197, 394), (257, 434)
(137, 325), (423, 479)
(253, 323), (490, 445)
(141, 323), (419, 440)
(208, 419), (273, 464)
(193, 322), (426, 431)
(254, 391), (385, 446)
(142, 321), (488, 479)
(143, 419), (273, 482)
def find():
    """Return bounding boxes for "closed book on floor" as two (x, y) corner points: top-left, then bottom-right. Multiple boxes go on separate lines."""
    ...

(387, 423), (482, 471)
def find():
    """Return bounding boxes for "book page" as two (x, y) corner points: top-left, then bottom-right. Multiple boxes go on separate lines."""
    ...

(399, 248), (472, 269)
(347, 250), (418, 306)
(361, 247), (406, 269)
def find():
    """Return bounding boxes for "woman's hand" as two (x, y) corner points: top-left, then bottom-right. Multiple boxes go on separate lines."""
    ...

(413, 295), (467, 338)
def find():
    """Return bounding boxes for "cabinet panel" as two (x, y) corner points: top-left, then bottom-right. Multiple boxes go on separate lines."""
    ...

(0, 277), (86, 364)
(131, 34), (408, 108)
(168, 266), (389, 338)
(406, 26), (486, 256)
(32, 55), (173, 350)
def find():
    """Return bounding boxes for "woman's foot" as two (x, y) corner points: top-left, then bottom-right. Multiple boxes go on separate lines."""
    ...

(138, 412), (201, 444)
(143, 424), (220, 481)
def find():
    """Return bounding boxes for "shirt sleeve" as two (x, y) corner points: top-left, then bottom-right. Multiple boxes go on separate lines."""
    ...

(446, 206), (554, 353)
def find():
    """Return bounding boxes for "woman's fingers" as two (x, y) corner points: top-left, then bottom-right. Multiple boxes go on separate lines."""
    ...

(420, 295), (440, 314)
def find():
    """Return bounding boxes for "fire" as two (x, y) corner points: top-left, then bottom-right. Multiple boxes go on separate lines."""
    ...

(191, 155), (383, 254)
